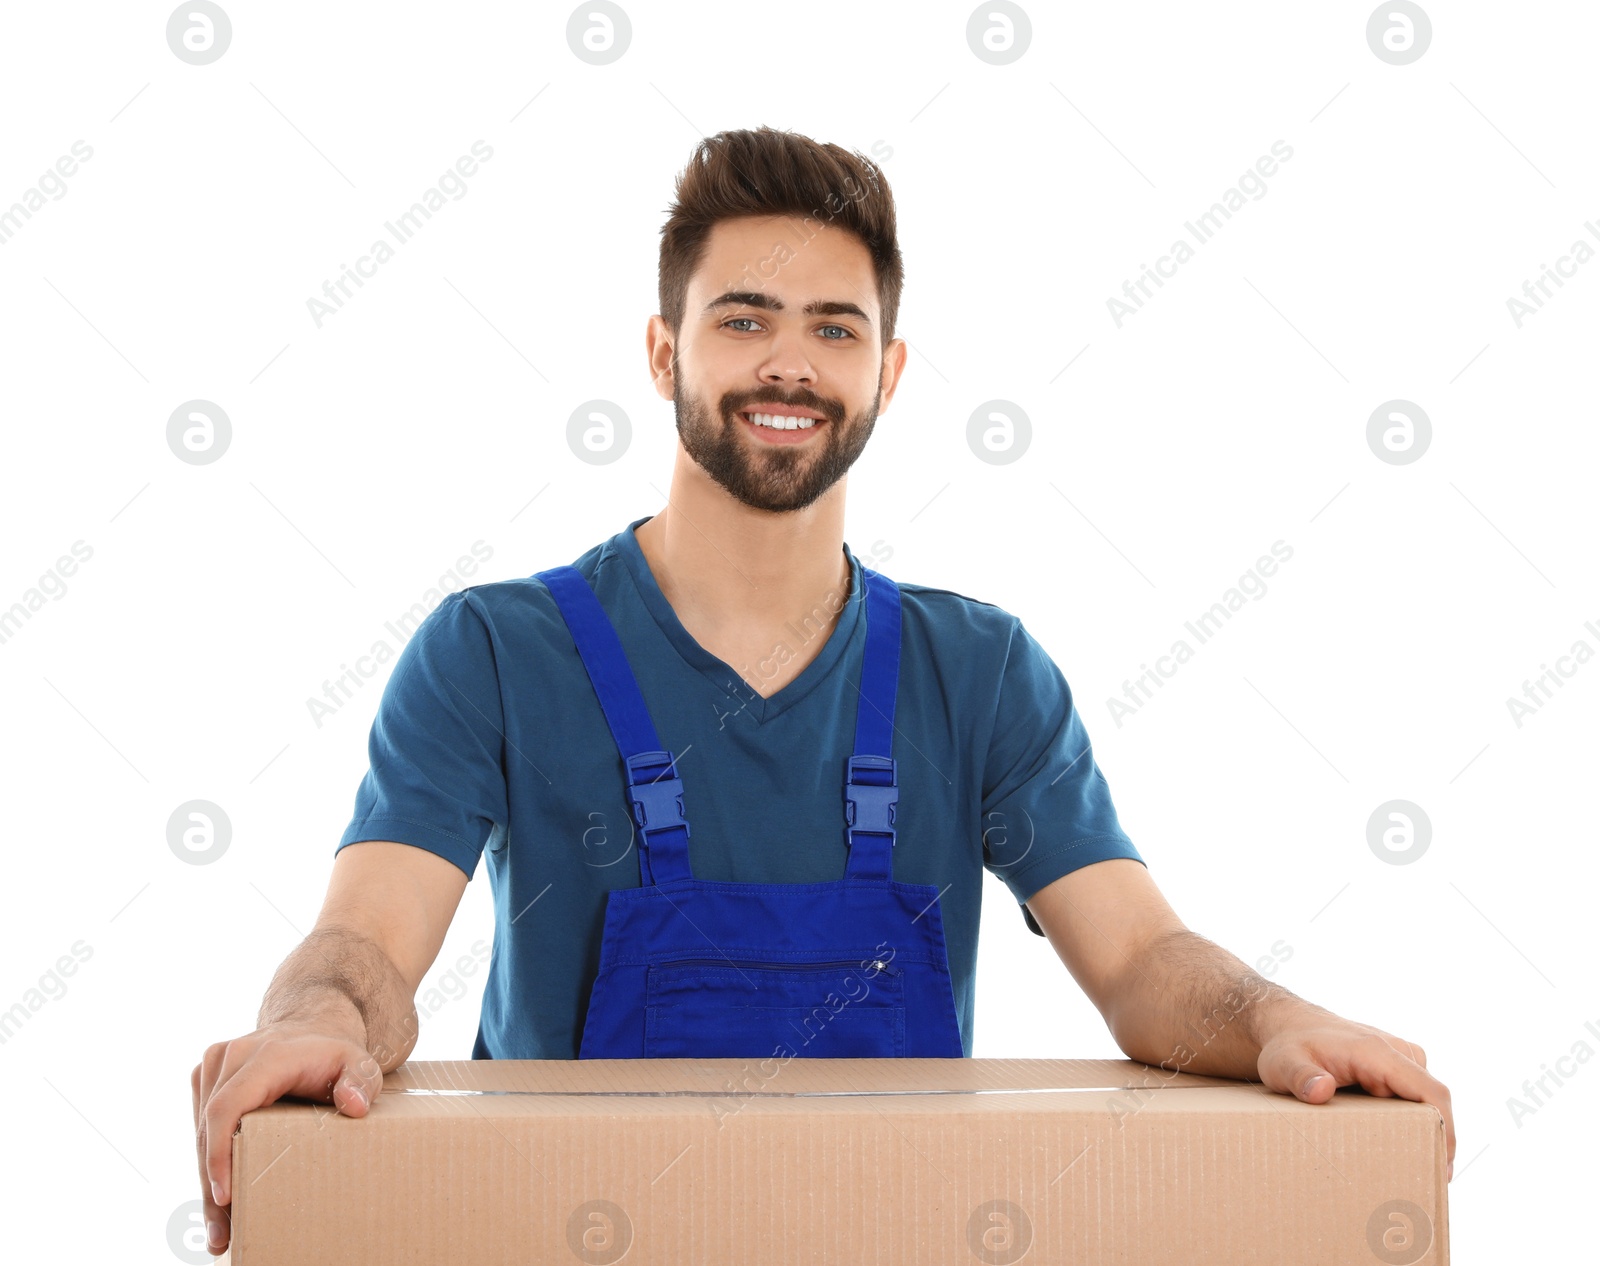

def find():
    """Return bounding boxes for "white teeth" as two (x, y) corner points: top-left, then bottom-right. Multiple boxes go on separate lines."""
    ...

(746, 411), (816, 430)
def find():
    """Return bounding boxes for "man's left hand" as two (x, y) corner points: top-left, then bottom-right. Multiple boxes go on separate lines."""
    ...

(1256, 1006), (1456, 1180)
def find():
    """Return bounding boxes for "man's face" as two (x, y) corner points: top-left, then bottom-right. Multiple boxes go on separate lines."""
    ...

(654, 214), (904, 513)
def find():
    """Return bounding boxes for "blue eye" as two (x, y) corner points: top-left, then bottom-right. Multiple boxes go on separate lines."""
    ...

(720, 318), (856, 341)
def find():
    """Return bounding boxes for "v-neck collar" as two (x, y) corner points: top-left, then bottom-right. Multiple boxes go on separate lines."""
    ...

(614, 514), (865, 725)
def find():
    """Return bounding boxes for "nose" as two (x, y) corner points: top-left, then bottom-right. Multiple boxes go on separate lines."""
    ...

(757, 327), (816, 387)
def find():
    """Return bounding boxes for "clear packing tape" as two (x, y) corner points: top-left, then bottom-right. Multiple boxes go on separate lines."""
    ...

(383, 1083), (1238, 1098)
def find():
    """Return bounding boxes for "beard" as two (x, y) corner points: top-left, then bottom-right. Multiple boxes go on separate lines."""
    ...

(672, 356), (882, 513)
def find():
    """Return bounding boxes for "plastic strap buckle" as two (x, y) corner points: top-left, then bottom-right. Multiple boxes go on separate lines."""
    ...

(625, 750), (690, 838)
(844, 754), (899, 841)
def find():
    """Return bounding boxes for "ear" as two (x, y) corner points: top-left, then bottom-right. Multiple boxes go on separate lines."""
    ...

(646, 314), (676, 402)
(876, 336), (909, 414)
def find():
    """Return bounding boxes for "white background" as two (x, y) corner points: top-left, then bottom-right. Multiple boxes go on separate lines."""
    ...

(0, 1), (1594, 1261)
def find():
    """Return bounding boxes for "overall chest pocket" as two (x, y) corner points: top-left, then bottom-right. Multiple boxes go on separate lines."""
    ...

(644, 957), (906, 1058)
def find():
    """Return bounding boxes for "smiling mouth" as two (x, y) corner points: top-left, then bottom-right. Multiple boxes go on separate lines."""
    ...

(738, 409), (826, 432)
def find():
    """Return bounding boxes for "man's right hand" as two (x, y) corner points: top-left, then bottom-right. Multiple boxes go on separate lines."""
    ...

(190, 1012), (383, 1257)
(192, 845), (467, 1255)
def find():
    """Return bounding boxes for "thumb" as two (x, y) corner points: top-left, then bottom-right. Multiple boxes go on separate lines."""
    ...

(1291, 1065), (1337, 1103)
(1262, 1047), (1337, 1103)
(332, 1049), (383, 1116)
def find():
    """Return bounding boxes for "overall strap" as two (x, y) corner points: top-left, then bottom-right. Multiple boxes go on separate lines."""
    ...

(535, 566), (693, 887)
(844, 566), (902, 883)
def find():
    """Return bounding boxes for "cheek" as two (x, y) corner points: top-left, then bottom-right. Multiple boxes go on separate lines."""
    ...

(679, 348), (741, 403)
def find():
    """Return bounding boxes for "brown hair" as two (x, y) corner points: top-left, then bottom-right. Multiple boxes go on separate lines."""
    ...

(658, 126), (903, 350)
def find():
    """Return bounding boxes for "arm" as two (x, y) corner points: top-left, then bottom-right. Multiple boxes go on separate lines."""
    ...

(1024, 858), (1456, 1176)
(257, 838), (470, 1069)
(191, 841), (469, 1255)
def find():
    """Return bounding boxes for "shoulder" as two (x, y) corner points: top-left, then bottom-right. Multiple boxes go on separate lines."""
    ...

(882, 571), (1025, 652)
(876, 571), (1038, 708)
(441, 535), (623, 640)
(882, 569), (1075, 710)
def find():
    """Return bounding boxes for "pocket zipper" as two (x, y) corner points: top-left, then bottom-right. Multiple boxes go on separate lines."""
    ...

(656, 956), (902, 977)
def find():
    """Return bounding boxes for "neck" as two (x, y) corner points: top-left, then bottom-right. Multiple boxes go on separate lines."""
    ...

(633, 453), (852, 639)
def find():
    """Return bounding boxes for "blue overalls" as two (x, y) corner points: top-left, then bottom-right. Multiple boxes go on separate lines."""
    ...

(535, 559), (966, 1059)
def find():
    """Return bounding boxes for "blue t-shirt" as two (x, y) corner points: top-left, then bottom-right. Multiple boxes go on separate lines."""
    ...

(337, 516), (1143, 1058)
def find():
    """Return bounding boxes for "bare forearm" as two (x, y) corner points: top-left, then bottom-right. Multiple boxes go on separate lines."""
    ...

(257, 925), (420, 1073)
(1106, 928), (1322, 1079)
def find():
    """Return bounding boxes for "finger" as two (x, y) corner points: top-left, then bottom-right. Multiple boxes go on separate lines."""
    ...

(1263, 1035), (1453, 1168)
(193, 1050), (232, 1254)
(1333, 1039), (1456, 1168)
(204, 1040), (379, 1208)
(200, 1037), (272, 1209)
(1343, 1038), (1421, 1097)
(200, 1038), (256, 1209)
(1375, 1059), (1455, 1168)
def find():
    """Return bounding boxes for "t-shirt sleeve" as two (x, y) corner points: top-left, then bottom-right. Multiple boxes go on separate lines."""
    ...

(335, 590), (509, 881)
(980, 617), (1143, 936)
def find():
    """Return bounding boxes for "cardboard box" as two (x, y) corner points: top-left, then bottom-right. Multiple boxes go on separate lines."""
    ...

(227, 1057), (1448, 1264)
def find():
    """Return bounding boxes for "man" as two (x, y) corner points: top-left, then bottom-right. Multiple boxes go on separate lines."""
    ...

(192, 127), (1453, 1256)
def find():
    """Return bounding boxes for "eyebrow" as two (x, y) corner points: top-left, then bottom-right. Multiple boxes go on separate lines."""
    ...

(701, 290), (873, 330)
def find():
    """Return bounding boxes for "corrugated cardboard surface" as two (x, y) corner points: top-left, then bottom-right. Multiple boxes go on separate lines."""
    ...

(228, 1058), (1448, 1264)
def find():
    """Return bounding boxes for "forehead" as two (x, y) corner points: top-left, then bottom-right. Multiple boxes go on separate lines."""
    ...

(689, 215), (878, 314)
